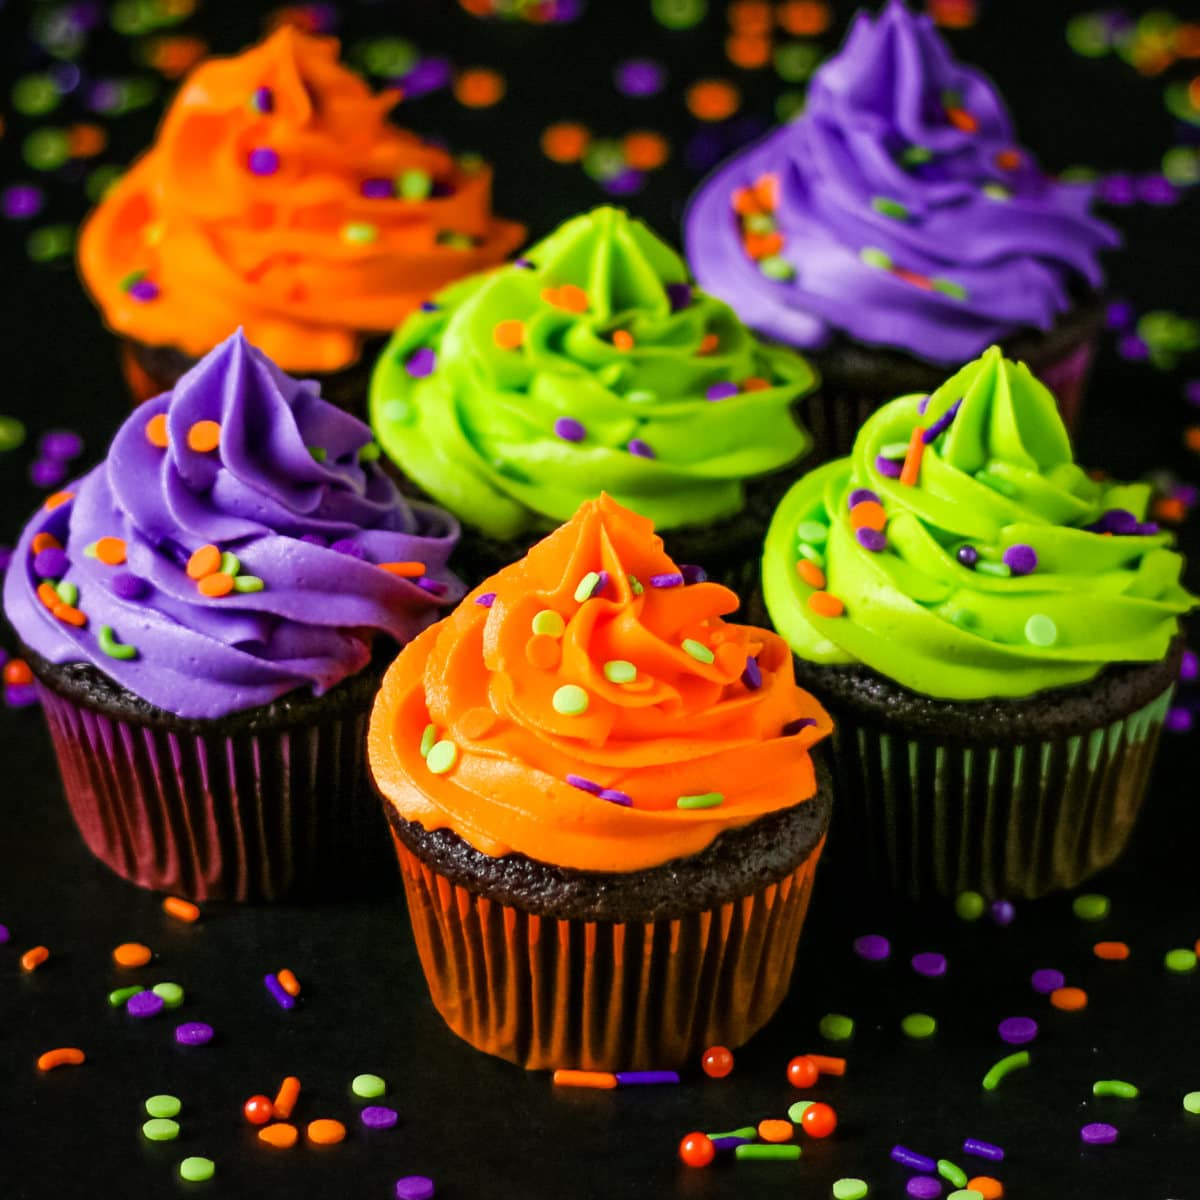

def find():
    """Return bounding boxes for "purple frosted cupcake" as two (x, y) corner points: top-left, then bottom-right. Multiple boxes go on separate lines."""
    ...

(684, 0), (1117, 455)
(4, 330), (463, 901)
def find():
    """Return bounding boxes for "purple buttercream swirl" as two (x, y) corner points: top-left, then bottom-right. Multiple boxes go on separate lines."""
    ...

(684, 0), (1118, 365)
(4, 332), (463, 719)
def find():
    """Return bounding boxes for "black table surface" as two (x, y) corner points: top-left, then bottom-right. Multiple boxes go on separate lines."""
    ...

(2, 1), (1199, 1197)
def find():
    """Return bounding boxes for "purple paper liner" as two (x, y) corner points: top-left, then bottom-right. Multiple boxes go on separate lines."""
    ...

(36, 681), (394, 902)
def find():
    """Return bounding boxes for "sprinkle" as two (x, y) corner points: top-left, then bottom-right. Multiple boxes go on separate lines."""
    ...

(567, 774), (601, 794)
(43, 490), (74, 511)
(819, 1013), (855, 1041)
(1024, 615), (1057, 646)
(982, 1050), (1030, 1090)
(426, 740), (458, 774)
(612, 329), (635, 351)
(532, 610), (566, 637)
(735, 1145), (801, 1162)
(677, 793), (723, 810)
(146, 1095), (182, 1120)
(997, 1017), (1038, 1045)
(945, 105), (979, 133)
(31, 532), (62, 554)
(742, 656), (762, 690)
(276, 969), (301, 998)
(186, 421), (221, 453)
(907, 1178), (942, 1199)
(899, 427), (926, 486)
(856, 528), (886, 552)
(129, 279), (160, 302)
(956, 546), (980, 569)
(833, 1182), (869, 1200)
(939, 1161), (968, 1188)
(1002, 544), (1037, 575)
(1094, 941), (1129, 960)
(759, 255), (795, 280)
(188, 545), (221, 580)
(258, 1124), (298, 1149)
(175, 1022), (214, 1046)
(380, 561), (427, 578)
(251, 86), (273, 112)
(419, 725), (439, 758)
(152, 982), (184, 1009)
(33, 547), (67, 578)
(492, 320), (525, 349)
(912, 951), (946, 977)
(143, 413), (170, 447)
(526, 635), (561, 670)
(307, 1119), (346, 1146)
(871, 196), (909, 220)
(143, 1118), (180, 1142)
(352, 1074), (387, 1100)
(405, 347), (437, 379)
(395, 1177), (436, 1200)
(650, 572), (684, 588)
(697, 333), (719, 355)
(108, 986), (143, 1006)
(475, 592), (496, 607)
(892, 1147), (937, 1173)
(859, 246), (893, 269)
(552, 685), (589, 716)
(783, 717), (818, 737)
(962, 1139), (1004, 1162)
(94, 536), (127, 566)
(615, 1071), (679, 1086)
(1184, 1092), (1200, 1114)
(361, 1106), (399, 1129)
(680, 564), (707, 584)
(806, 1054), (846, 1076)
(682, 638), (714, 664)
(808, 591), (844, 617)
(1165, 948), (1197, 972)
(1031, 968), (1064, 994)
(598, 789), (632, 807)
(541, 283), (589, 312)
(933, 279), (969, 301)
(603, 660), (637, 683)
(248, 147), (279, 175)
(553, 1070), (617, 1089)
(398, 169), (433, 200)
(705, 381), (739, 401)
(1080, 1123), (1118, 1145)
(113, 942), (152, 968)
(233, 576), (264, 593)
(902, 1013), (937, 1039)
(273, 1077), (301, 1121)
(758, 1119), (795, 1143)
(37, 1047), (85, 1071)
(627, 438), (655, 458)
(55, 581), (78, 607)
(179, 1158), (215, 1183)
(797, 520), (829, 543)
(127, 991), (165, 1019)
(552, 415), (588, 443)
(98, 625), (137, 660)
(1072, 893), (1110, 920)
(573, 571), (604, 602)
(923, 399), (962, 442)
(849, 500), (886, 531)
(199, 573), (234, 598)
(21, 945), (49, 971)
(875, 455), (903, 479)
(1093, 1079), (1139, 1098)
(854, 934), (890, 961)
(264, 973), (296, 1010)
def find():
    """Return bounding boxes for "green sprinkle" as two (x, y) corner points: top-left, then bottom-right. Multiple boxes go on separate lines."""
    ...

(625, 390), (657, 405)
(574, 572), (601, 603)
(1184, 1091), (1200, 1114)
(55, 580), (78, 607)
(833, 1181), (869, 1200)
(398, 169), (432, 200)
(859, 246), (893, 270)
(179, 1157), (215, 1183)
(360, 36), (419, 77)
(677, 793), (724, 810)
(146, 1094), (182, 1118)
(651, 0), (707, 31)
(982, 183), (1011, 202)
(219, 552), (240, 577)
(938, 1160), (968, 1188)
(871, 196), (909, 220)
(109, 986), (144, 1007)
(948, 1192), (984, 1200)
(787, 1101), (813, 1122)
(86, 165), (123, 202)
(83, 541), (99, 558)
(27, 224), (73, 263)
(629, 575), (644, 596)
(759, 255), (795, 281)
(552, 685), (589, 716)
(358, 442), (381, 463)
(982, 1049), (1030, 1091)
(13, 75), (61, 116)
(774, 41), (820, 82)
(98, 625), (138, 661)
(233, 575), (264, 593)
(1093, 1079), (1139, 1099)
(1165, 948), (1198, 973)
(744, 213), (777, 235)
(341, 222), (378, 244)
(975, 561), (1012, 578)
(0, 416), (28, 451)
(932, 278), (968, 301)
(351, 1073), (386, 1099)
(879, 441), (911, 458)
(819, 1013), (854, 1042)
(901, 1012), (937, 1039)
(153, 982), (184, 1009)
(795, 520), (828, 545)
(23, 128), (70, 171)
(955, 891), (986, 921)
(143, 1118), (180, 1142)
(437, 231), (475, 250)
(603, 660), (637, 684)
(381, 398), (412, 425)
(419, 724), (437, 758)
(797, 543), (826, 568)
(681, 638), (714, 664)
(707, 1127), (757, 1140)
(735, 1145), (801, 1161)
(1073, 893), (1110, 921)
(532, 609), (565, 637)
(426, 740), (458, 775)
(309, 446), (327, 463)
(1025, 614), (1058, 646)
(901, 145), (934, 165)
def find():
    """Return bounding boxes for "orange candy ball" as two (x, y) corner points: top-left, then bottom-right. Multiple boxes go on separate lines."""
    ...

(787, 1055), (820, 1088)
(678, 1132), (715, 1168)
(800, 1101), (837, 1138)
(701, 1045), (734, 1078)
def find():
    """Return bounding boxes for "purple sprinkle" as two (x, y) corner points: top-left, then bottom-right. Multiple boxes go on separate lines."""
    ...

(705, 382), (739, 402)
(406, 347), (436, 377)
(420, 301), (439, 313)
(998, 1016), (1038, 1045)
(1081, 1122), (1119, 1146)
(0, 923), (9, 944)
(990, 898), (1016, 926)
(325, 539), (364, 561)
(554, 416), (586, 442)
(5, 684), (39, 709)
(891, 1146), (937, 1173)
(627, 438), (656, 458)
(31, 460), (66, 488)
(33, 548), (68, 579)
(649, 572), (684, 589)
(1002, 544), (1037, 575)
(252, 85), (274, 113)
(248, 147), (280, 176)
(1137, 522), (1159, 536)
(361, 1105), (399, 1130)
(88, 79), (122, 113)
(875, 454), (903, 479)
(361, 177), (395, 199)
(603, 168), (645, 197)
(1104, 508), (1139, 535)
(39, 431), (83, 460)
(128, 279), (160, 303)
(912, 951), (947, 978)
(2, 184), (44, 220)
(1031, 968), (1064, 994)
(1106, 300), (1135, 330)
(1117, 333), (1149, 361)
(264, 973), (296, 1011)
(615, 1071), (679, 1085)
(853, 934), (891, 962)
(962, 1137), (1005, 1162)
(175, 1021), (214, 1046)
(782, 717), (817, 736)
(0, 545), (11, 572)
(1181, 650), (1198, 681)
(614, 57), (665, 97)
(741, 655), (762, 691)
(1138, 175), (1178, 205)
(680, 564), (707, 584)
(1165, 706), (1193, 733)
(567, 774), (602, 794)
(1186, 379), (1200, 407)
(1097, 174), (1136, 206)
(856, 527), (886, 552)
(665, 282), (692, 311)
(417, 577), (447, 596)
(907, 1178), (942, 1200)
(109, 571), (147, 600)
(513, 257), (535, 269)
(398, 56), (452, 98)
(956, 545), (979, 567)
(922, 398), (962, 443)
(710, 1136), (752, 1151)
(395, 1177), (435, 1200)
(592, 570), (610, 597)
(599, 789), (632, 807)
(474, 592), (496, 607)
(848, 488), (880, 509)
(916, 395), (931, 415)
(127, 991), (165, 1019)
(300, 534), (326, 547)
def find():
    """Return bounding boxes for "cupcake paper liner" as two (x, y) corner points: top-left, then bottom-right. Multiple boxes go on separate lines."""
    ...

(37, 681), (394, 902)
(822, 687), (1173, 901)
(394, 833), (826, 1070)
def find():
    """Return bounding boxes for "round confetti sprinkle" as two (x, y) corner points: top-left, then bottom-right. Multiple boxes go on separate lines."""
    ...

(1050, 986), (1088, 1011)
(1024, 614), (1058, 646)
(819, 1013), (854, 1041)
(405, 347), (436, 377)
(554, 417), (586, 442)
(127, 991), (165, 1018)
(902, 1012), (937, 1039)
(997, 1017), (1038, 1045)
(912, 952), (947, 978)
(853, 934), (890, 961)
(146, 1095), (182, 1119)
(248, 147), (279, 175)
(153, 982), (185, 1009)
(1072, 893), (1110, 921)
(1165, 948), (1197, 973)
(955, 891), (986, 920)
(907, 1178), (943, 1199)
(1080, 1123), (1118, 1145)
(1183, 1092), (1200, 1114)
(352, 1074), (386, 1099)
(833, 1182), (869, 1200)
(426, 741), (458, 774)
(307, 1119), (346, 1145)
(187, 421), (221, 453)
(361, 1105), (399, 1129)
(990, 899), (1015, 926)
(179, 1158), (215, 1182)
(552, 685), (589, 716)
(395, 1178), (435, 1200)
(143, 1118), (180, 1142)
(1031, 968), (1064, 994)
(687, 79), (740, 122)
(175, 1021), (214, 1046)
(615, 58), (665, 97)
(603, 660), (637, 684)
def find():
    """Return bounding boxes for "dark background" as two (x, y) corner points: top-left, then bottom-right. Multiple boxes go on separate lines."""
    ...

(2, 1), (1199, 1197)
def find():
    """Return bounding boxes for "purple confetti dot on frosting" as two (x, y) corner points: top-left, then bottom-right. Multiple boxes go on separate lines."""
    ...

(990, 898), (1015, 926)
(30, 459), (66, 488)
(650, 572), (684, 589)
(627, 438), (655, 458)
(741, 656), (762, 690)
(248, 147), (280, 176)
(1104, 508), (1138, 535)
(1081, 1122), (1118, 1145)
(329, 538), (367, 560)
(705, 382), (739, 402)
(475, 592), (496, 607)
(111, 572), (148, 600)
(361, 1105), (399, 1130)
(916, 395), (931, 414)
(420, 301), (439, 313)
(592, 570), (610, 597)
(175, 1021), (214, 1046)
(853, 934), (891, 961)
(912, 951), (947, 978)
(875, 455), (903, 479)
(127, 991), (165, 1019)
(567, 774), (601, 794)
(417, 577), (446, 596)
(128, 279), (160, 303)
(554, 416), (586, 442)
(998, 1016), (1038, 1045)
(1031, 968), (1064, 994)
(33, 548), (68, 579)
(614, 57), (665, 97)
(856, 527), (886, 552)
(906, 1178), (942, 1200)
(848, 488), (880, 509)
(680, 564), (707, 584)
(406, 347), (436, 377)
(956, 545), (979, 567)
(665, 281), (692, 311)
(1002, 544), (1037, 575)
(253, 85), (274, 113)
(1186, 379), (1200, 407)
(599, 789), (632, 807)
(395, 1177), (435, 1200)
(1138, 175), (1177, 205)
(39, 431), (83, 460)
(361, 177), (395, 199)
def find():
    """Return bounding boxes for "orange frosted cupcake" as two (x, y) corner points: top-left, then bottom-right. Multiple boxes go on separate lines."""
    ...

(78, 26), (524, 407)
(369, 494), (833, 1070)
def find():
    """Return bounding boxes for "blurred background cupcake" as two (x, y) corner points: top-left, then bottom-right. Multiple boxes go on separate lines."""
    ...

(685, 0), (1117, 456)
(4, 331), (463, 902)
(369, 205), (817, 593)
(370, 494), (832, 1069)
(77, 26), (524, 409)
(762, 346), (1192, 901)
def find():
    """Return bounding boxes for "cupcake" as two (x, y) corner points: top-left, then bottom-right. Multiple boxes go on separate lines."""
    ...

(685, 0), (1117, 454)
(369, 494), (832, 1070)
(4, 331), (463, 902)
(762, 346), (1192, 900)
(369, 206), (817, 594)
(78, 26), (524, 409)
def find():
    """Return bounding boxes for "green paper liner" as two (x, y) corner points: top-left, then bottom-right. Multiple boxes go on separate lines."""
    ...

(822, 687), (1173, 900)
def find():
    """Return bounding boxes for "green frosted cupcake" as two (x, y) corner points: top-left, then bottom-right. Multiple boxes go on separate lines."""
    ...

(762, 345), (1193, 900)
(370, 206), (817, 590)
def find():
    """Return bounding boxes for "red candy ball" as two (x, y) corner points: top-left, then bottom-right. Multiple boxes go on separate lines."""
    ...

(800, 1101), (837, 1139)
(678, 1132), (715, 1168)
(243, 1095), (275, 1126)
(786, 1055), (819, 1088)
(701, 1045), (734, 1079)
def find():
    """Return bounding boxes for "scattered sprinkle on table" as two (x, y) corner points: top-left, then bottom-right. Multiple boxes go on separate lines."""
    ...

(175, 1022), (214, 1047)
(178, 1157), (215, 1182)
(395, 1177), (435, 1200)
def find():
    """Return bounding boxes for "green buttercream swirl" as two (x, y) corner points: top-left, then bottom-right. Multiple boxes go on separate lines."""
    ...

(369, 206), (816, 539)
(763, 346), (1193, 700)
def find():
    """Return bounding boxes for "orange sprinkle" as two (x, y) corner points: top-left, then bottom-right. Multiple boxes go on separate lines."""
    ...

(726, 32), (772, 69)
(276, 969), (301, 998)
(995, 148), (1022, 171)
(757, 1118), (794, 1143)
(968, 1178), (1004, 1200)
(199, 573), (235, 598)
(1152, 496), (1186, 523)
(186, 544), (221, 580)
(493, 319), (525, 350)
(1094, 941), (1130, 961)
(945, 105), (979, 134)
(849, 499), (887, 532)
(732, 185), (764, 216)
(541, 283), (589, 313)
(66, 123), (106, 158)
(612, 329), (635, 352)
(743, 231), (784, 260)
(32, 532), (62, 554)
(1177, 23), (1200, 56)
(37, 1047), (85, 1072)
(807, 1054), (846, 1076)
(53, 604), (87, 628)
(525, 634), (562, 671)
(1185, 426), (1200, 452)
(742, 376), (770, 391)
(273, 1076), (301, 1120)
(145, 413), (169, 448)
(21, 946), (50, 972)
(753, 173), (780, 211)
(1050, 986), (1088, 1012)
(728, 0), (771, 33)
(146, 34), (209, 79)
(258, 1123), (298, 1149)
(899, 426), (926, 487)
(778, 0), (831, 35)
(622, 130), (670, 171)
(95, 537), (127, 566)
(113, 942), (152, 968)
(306, 1118), (346, 1146)
(43, 491), (74, 512)
(458, 707), (497, 739)
(453, 67), (505, 109)
(4, 659), (33, 686)
(379, 561), (427, 578)
(162, 896), (200, 923)
(796, 559), (826, 589)
(540, 121), (590, 163)
(698, 333), (720, 355)
(686, 79), (741, 122)
(552, 1070), (618, 1089)
(37, 582), (60, 611)
(186, 420), (221, 453)
(893, 266), (934, 291)
(808, 591), (845, 618)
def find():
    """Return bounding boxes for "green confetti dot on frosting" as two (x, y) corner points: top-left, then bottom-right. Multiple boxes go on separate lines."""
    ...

(744, 213), (777, 235)
(341, 222), (378, 244)
(796, 520), (828, 544)
(233, 576), (264, 593)
(219, 552), (240, 576)
(143, 1118), (180, 1142)
(358, 442), (382, 462)
(859, 246), (892, 269)
(552, 685), (589, 715)
(983, 183), (1012, 201)
(351, 1073), (387, 1099)
(797, 543), (826, 568)
(603, 660), (637, 683)
(309, 447), (327, 462)
(788, 1101), (813, 1122)
(976, 561), (1012, 579)
(677, 792), (723, 810)
(932, 278), (968, 301)
(152, 982), (185, 1008)
(901, 144), (933, 165)
(759, 255), (795, 281)
(629, 575), (644, 595)
(426, 740), (458, 774)
(55, 580), (78, 607)
(1184, 1091), (1200, 1114)
(832, 1180), (870, 1200)
(871, 196), (909, 220)
(819, 1013), (855, 1042)
(681, 638), (714, 664)
(420, 724), (438, 758)
(532, 609), (565, 637)
(1025, 614), (1058, 646)
(398, 169), (432, 199)
(0, 416), (27, 451)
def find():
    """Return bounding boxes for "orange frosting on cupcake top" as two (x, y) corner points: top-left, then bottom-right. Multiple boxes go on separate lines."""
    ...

(369, 495), (832, 873)
(77, 27), (525, 373)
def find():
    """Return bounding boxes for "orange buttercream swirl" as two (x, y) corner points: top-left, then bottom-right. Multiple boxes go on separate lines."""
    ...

(78, 27), (524, 373)
(369, 495), (832, 873)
